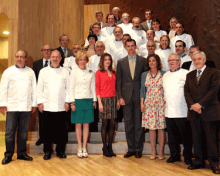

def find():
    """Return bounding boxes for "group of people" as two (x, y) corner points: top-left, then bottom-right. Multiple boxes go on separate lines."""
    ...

(0, 6), (220, 175)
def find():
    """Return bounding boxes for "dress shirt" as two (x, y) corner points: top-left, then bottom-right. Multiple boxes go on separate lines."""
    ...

(61, 46), (68, 57)
(126, 28), (147, 48)
(128, 54), (137, 69)
(106, 39), (123, 59)
(85, 35), (106, 47)
(118, 23), (133, 34)
(69, 67), (97, 102)
(162, 68), (189, 118)
(0, 65), (37, 111)
(37, 66), (70, 112)
(88, 54), (101, 73)
(196, 65), (206, 77)
(63, 55), (77, 72)
(114, 47), (128, 68)
(95, 70), (116, 97)
(43, 58), (50, 67)
(180, 54), (191, 67)
(155, 48), (172, 71)
(170, 33), (194, 54)
(147, 20), (152, 29)
(155, 30), (167, 41)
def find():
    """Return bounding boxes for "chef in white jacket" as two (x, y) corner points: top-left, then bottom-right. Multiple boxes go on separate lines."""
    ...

(162, 53), (193, 165)
(0, 50), (37, 165)
(37, 50), (70, 160)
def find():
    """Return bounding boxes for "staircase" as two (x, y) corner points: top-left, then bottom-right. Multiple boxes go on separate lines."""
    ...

(27, 122), (177, 155)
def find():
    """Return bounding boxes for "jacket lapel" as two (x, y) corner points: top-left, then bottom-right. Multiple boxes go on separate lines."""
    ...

(123, 57), (132, 80)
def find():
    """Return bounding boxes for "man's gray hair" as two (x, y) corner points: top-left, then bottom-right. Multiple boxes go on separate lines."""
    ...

(112, 7), (121, 12)
(169, 53), (180, 61)
(95, 41), (105, 48)
(193, 51), (206, 60)
(147, 40), (156, 47)
(122, 13), (129, 17)
(72, 43), (81, 49)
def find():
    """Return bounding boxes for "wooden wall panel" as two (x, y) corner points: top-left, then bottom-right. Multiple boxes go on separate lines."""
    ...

(84, 4), (110, 40)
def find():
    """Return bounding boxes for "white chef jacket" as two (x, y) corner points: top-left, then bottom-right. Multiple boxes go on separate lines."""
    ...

(63, 56), (78, 72)
(85, 35), (106, 47)
(170, 33), (194, 54)
(126, 28), (147, 48)
(180, 54), (192, 67)
(139, 38), (159, 56)
(88, 54), (101, 73)
(155, 30), (167, 41)
(155, 48), (172, 71)
(69, 67), (97, 102)
(37, 66), (70, 112)
(0, 65), (37, 111)
(106, 39), (123, 59)
(114, 47), (128, 68)
(118, 23), (133, 34)
(101, 26), (116, 38)
(163, 68), (188, 118)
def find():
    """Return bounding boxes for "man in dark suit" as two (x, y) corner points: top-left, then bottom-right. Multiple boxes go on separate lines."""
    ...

(89, 11), (106, 35)
(141, 9), (153, 32)
(56, 34), (73, 67)
(116, 39), (146, 158)
(112, 7), (123, 24)
(184, 51), (220, 174)
(32, 44), (51, 146)
(182, 45), (216, 71)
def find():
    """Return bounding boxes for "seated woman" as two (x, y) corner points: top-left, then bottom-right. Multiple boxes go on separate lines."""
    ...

(155, 35), (172, 71)
(95, 53), (120, 157)
(140, 54), (166, 160)
(69, 50), (97, 158)
(83, 34), (97, 58)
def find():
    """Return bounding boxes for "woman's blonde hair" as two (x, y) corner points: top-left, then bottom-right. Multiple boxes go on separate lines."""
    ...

(75, 50), (89, 65)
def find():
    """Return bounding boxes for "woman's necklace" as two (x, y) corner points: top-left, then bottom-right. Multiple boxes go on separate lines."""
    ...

(150, 70), (158, 79)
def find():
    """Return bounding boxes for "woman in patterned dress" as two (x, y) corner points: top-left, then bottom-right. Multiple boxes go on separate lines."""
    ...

(140, 54), (166, 160)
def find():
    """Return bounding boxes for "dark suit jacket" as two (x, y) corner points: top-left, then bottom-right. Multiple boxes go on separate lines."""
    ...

(32, 58), (44, 82)
(140, 21), (153, 32)
(116, 18), (123, 25)
(184, 67), (220, 121)
(116, 55), (146, 104)
(182, 60), (216, 70)
(56, 46), (73, 67)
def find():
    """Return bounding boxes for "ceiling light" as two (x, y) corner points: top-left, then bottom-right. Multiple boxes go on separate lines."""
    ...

(3, 31), (9, 34)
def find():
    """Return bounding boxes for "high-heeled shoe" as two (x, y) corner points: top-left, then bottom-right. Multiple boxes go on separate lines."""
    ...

(82, 149), (88, 158)
(102, 146), (112, 157)
(159, 156), (165, 160)
(150, 155), (156, 160)
(77, 149), (83, 158)
(108, 145), (116, 157)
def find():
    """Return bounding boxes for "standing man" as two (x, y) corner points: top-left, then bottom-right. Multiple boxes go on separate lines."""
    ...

(112, 7), (123, 24)
(37, 50), (70, 160)
(118, 13), (133, 34)
(32, 45), (51, 146)
(101, 13), (117, 39)
(141, 9), (153, 32)
(170, 22), (194, 54)
(163, 53), (193, 165)
(175, 40), (191, 66)
(182, 45), (216, 71)
(0, 50), (37, 164)
(56, 34), (73, 66)
(89, 11), (105, 34)
(116, 39), (146, 158)
(184, 51), (220, 174)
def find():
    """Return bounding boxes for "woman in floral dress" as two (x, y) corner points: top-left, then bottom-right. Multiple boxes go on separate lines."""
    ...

(140, 54), (166, 160)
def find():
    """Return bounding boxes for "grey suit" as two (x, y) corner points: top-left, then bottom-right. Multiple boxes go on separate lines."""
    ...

(141, 21), (153, 32)
(116, 55), (146, 152)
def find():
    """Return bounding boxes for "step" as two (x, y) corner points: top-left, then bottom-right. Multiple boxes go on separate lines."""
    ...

(27, 141), (179, 155)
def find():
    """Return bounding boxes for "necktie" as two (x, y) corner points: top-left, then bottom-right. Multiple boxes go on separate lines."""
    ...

(44, 60), (48, 67)
(130, 56), (135, 79)
(197, 70), (201, 83)
(64, 48), (67, 57)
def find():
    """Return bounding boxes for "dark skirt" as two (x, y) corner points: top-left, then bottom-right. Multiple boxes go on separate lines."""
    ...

(99, 96), (117, 119)
(71, 98), (94, 124)
(43, 111), (66, 144)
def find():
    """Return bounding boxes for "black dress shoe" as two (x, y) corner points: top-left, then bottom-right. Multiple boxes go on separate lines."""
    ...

(2, 156), (12, 165)
(43, 153), (51, 160)
(211, 166), (220, 174)
(35, 138), (43, 146)
(124, 151), (135, 158)
(57, 153), (66, 158)
(184, 158), (193, 165)
(107, 146), (116, 157)
(166, 156), (181, 163)
(135, 152), (142, 158)
(17, 154), (33, 161)
(188, 163), (205, 170)
(102, 146), (112, 157)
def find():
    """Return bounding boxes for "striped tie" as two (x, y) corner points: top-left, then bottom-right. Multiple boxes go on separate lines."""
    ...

(130, 56), (134, 79)
(197, 70), (201, 83)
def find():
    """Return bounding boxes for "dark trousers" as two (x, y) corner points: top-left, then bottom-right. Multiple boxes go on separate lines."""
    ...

(190, 118), (219, 167)
(5, 111), (31, 157)
(38, 109), (44, 141)
(43, 111), (66, 154)
(123, 95), (144, 152)
(165, 117), (193, 158)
